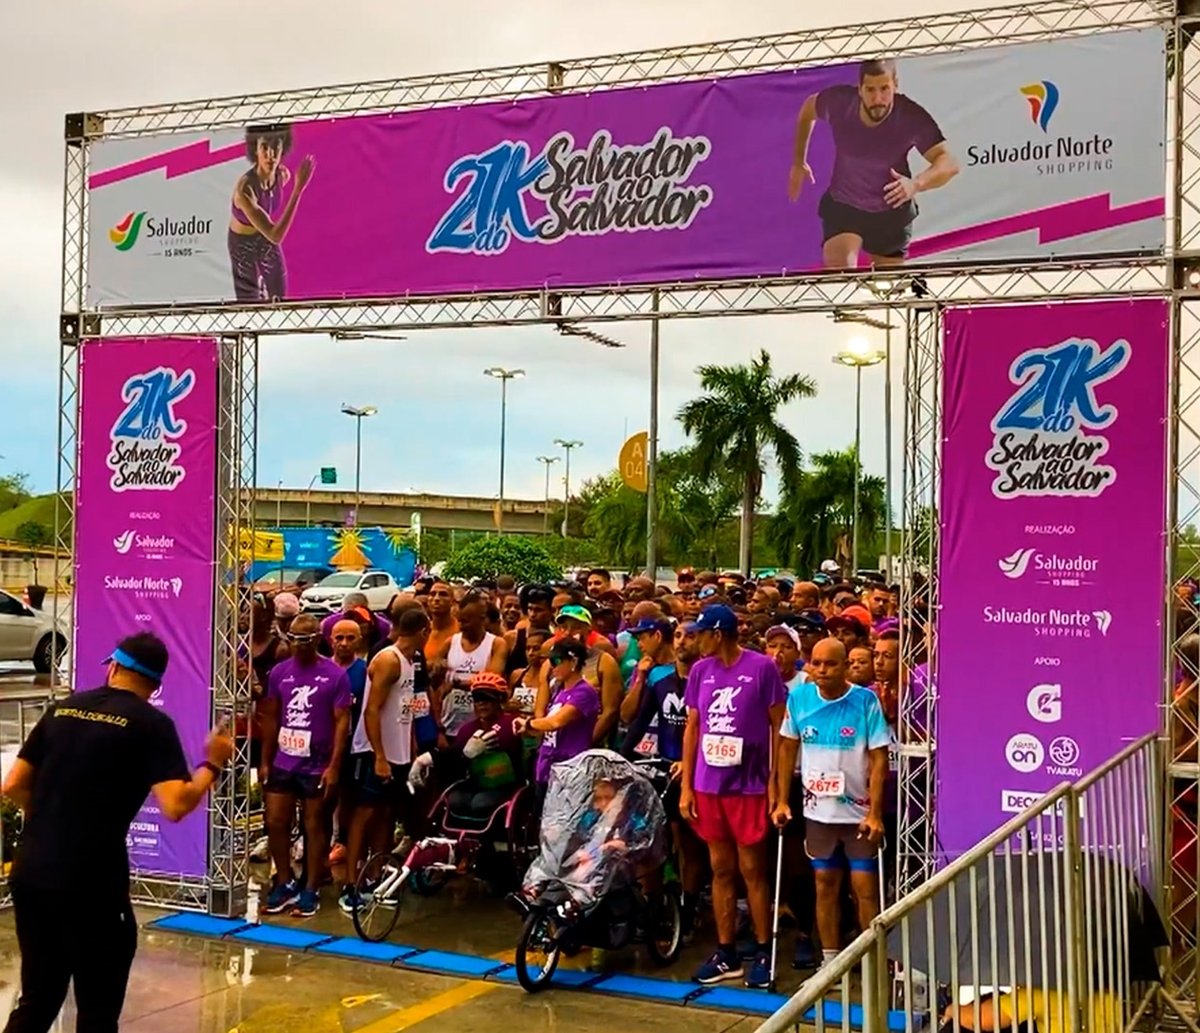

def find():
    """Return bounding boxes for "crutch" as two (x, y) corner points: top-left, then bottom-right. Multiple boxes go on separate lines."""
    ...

(768, 826), (786, 992)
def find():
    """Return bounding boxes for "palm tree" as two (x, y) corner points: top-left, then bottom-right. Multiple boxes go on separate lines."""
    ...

(770, 447), (885, 573)
(677, 350), (817, 574)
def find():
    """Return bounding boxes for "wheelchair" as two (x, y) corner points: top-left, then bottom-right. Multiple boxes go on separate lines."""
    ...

(352, 775), (535, 942)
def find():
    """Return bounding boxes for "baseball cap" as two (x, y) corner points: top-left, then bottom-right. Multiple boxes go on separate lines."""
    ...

(764, 624), (801, 648)
(876, 617), (901, 635)
(106, 633), (169, 684)
(793, 609), (828, 633)
(687, 604), (738, 635)
(274, 592), (301, 617)
(628, 616), (670, 636)
(828, 604), (871, 636)
(555, 604), (593, 627)
(819, 559), (840, 574)
(698, 585), (719, 600)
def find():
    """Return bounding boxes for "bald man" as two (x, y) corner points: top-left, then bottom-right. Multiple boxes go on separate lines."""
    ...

(773, 637), (889, 966)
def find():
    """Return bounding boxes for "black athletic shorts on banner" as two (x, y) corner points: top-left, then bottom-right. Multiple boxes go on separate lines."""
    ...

(818, 191), (916, 259)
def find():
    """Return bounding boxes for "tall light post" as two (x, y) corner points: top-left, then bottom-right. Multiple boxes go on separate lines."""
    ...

(340, 404), (377, 527)
(554, 439), (583, 536)
(536, 455), (559, 534)
(276, 480), (283, 528)
(833, 339), (885, 575)
(484, 367), (525, 535)
(834, 310), (897, 579)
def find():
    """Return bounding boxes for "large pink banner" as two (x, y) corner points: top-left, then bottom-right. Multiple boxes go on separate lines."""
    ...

(935, 299), (1168, 856)
(74, 336), (218, 879)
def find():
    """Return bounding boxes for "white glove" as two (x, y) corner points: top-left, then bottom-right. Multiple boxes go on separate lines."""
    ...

(407, 752), (434, 792)
(463, 731), (489, 760)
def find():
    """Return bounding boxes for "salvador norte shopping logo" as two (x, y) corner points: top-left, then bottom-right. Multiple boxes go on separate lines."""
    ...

(987, 335), (1129, 500)
(107, 367), (195, 493)
(109, 211), (146, 252)
(425, 127), (714, 255)
(1019, 81), (1060, 132)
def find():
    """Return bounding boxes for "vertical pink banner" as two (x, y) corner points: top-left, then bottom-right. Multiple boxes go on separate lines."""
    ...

(74, 336), (218, 879)
(936, 299), (1168, 856)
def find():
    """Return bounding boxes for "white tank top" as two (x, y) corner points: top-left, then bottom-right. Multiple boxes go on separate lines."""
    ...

(352, 645), (419, 765)
(442, 632), (496, 734)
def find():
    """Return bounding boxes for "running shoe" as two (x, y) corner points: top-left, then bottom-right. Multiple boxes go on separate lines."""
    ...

(744, 951), (773, 990)
(292, 889), (320, 918)
(793, 933), (818, 970)
(693, 948), (743, 985)
(328, 843), (347, 866)
(338, 887), (374, 915)
(263, 880), (300, 914)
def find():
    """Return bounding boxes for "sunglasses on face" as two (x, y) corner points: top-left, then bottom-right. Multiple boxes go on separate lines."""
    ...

(548, 653), (572, 666)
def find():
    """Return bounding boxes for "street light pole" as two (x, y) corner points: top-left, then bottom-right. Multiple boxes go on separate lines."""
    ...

(484, 368), (526, 535)
(536, 456), (559, 534)
(833, 339), (886, 576)
(305, 473), (319, 528)
(554, 439), (583, 536)
(341, 404), (378, 527)
(276, 481), (282, 528)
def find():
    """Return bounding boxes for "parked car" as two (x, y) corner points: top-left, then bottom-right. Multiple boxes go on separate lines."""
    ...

(253, 565), (334, 597)
(0, 590), (67, 673)
(300, 570), (398, 614)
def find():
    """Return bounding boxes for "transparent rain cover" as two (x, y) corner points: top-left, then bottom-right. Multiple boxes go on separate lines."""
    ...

(523, 749), (667, 907)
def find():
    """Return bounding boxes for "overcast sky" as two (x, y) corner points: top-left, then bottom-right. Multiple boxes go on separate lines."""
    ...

(2, 0), (988, 504)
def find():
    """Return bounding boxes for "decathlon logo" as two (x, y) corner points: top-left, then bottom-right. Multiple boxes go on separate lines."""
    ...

(1006, 732), (1044, 773)
(999, 547), (1036, 579)
(1020, 81), (1060, 132)
(1026, 683), (1062, 724)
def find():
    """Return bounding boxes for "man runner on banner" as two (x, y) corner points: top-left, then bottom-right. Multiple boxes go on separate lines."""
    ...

(788, 57), (958, 269)
(2, 633), (232, 1032)
(679, 604), (787, 989)
(772, 638), (889, 967)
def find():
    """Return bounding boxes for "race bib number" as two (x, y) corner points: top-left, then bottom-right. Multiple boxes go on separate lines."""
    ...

(634, 733), (658, 757)
(888, 742), (900, 773)
(701, 734), (743, 767)
(448, 688), (472, 713)
(804, 771), (846, 798)
(512, 686), (537, 713)
(278, 727), (312, 758)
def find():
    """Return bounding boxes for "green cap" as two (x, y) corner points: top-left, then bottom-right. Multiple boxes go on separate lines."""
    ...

(555, 604), (593, 627)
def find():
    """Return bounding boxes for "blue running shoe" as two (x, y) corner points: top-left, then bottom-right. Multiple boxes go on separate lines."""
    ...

(745, 950), (772, 989)
(263, 881), (300, 914)
(793, 933), (818, 970)
(292, 889), (320, 918)
(693, 948), (743, 985)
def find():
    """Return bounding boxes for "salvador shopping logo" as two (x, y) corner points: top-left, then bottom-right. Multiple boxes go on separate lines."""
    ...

(425, 126), (714, 255)
(987, 333), (1130, 500)
(107, 367), (195, 493)
(964, 80), (1116, 176)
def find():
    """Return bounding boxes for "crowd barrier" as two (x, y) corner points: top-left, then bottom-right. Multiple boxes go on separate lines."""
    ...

(756, 734), (1188, 1033)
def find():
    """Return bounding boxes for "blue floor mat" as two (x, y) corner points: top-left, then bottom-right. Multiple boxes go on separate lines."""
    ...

(489, 967), (602, 988)
(399, 950), (507, 978)
(693, 986), (791, 1015)
(804, 1000), (928, 1031)
(230, 924), (335, 951)
(147, 913), (250, 938)
(589, 974), (697, 1003)
(312, 937), (419, 964)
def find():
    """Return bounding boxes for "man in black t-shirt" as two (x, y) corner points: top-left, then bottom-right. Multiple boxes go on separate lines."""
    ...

(1, 632), (233, 1033)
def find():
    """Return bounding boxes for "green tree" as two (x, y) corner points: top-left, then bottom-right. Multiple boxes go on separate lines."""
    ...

(0, 474), (31, 514)
(442, 535), (562, 584)
(770, 447), (885, 572)
(677, 349), (816, 574)
(14, 521), (50, 549)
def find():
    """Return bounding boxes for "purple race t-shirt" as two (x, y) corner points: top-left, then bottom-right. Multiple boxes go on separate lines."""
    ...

(534, 680), (601, 784)
(267, 656), (352, 778)
(815, 84), (945, 213)
(685, 649), (786, 796)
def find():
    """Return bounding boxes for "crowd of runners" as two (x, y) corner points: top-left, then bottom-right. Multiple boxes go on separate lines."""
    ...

(244, 564), (924, 990)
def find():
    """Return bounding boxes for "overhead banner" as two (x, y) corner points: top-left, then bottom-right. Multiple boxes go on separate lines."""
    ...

(86, 28), (1164, 308)
(74, 336), (218, 880)
(936, 299), (1168, 857)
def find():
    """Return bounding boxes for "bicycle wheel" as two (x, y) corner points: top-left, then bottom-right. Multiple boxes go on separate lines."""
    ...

(645, 887), (682, 966)
(515, 911), (560, 993)
(352, 851), (406, 942)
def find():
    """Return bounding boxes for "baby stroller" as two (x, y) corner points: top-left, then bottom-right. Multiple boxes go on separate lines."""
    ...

(509, 749), (682, 992)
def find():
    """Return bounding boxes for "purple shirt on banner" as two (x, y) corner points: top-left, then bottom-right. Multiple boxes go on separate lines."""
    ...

(816, 85), (944, 213)
(535, 680), (600, 784)
(267, 656), (352, 778)
(685, 649), (786, 796)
